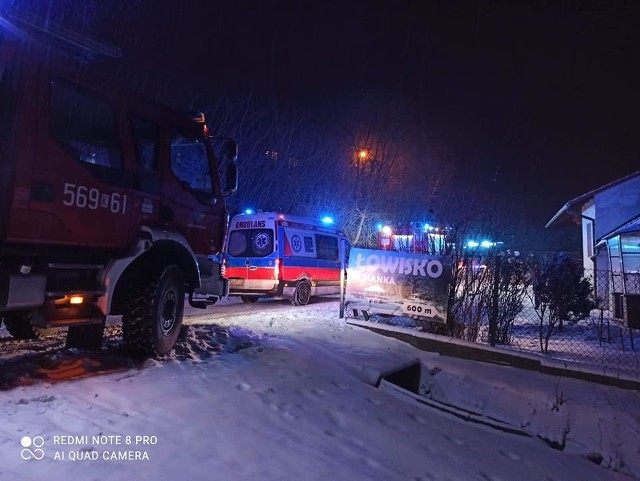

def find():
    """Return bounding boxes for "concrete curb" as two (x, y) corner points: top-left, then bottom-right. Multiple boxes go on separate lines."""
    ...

(347, 319), (640, 391)
(378, 379), (533, 437)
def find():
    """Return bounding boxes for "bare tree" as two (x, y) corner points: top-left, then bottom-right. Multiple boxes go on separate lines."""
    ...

(206, 94), (341, 215)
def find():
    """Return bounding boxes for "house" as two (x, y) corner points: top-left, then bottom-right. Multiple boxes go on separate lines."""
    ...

(546, 171), (640, 328)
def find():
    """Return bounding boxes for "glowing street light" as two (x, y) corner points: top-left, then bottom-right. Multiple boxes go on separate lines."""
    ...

(358, 149), (368, 162)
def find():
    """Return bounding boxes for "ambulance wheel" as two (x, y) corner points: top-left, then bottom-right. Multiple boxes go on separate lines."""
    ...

(241, 296), (259, 304)
(292, 280), (311, 306)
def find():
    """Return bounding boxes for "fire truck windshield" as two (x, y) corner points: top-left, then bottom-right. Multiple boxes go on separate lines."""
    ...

(170, 131), (215, 200)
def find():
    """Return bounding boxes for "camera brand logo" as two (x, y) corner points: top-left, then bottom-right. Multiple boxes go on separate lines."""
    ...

(20, 436), (45, 460)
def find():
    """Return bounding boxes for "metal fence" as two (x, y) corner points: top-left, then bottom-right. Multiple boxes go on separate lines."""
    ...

(478, 292), (640, 376)
(415, 258), (640, 376)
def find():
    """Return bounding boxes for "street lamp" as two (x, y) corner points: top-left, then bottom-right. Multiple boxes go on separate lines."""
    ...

(358, 149), (368, 162)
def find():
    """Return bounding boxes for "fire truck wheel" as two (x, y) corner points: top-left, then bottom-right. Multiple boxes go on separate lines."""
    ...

(66, 320), (105, 351)
(240, 296), (259, 304)
(2, 312), (59, 339)
(122, 264), (184, 356)
(292, 280), (311, 306)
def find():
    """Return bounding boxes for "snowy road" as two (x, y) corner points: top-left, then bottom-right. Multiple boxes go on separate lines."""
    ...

(0, 297), (638, 481)
(183, 295), (339, 319)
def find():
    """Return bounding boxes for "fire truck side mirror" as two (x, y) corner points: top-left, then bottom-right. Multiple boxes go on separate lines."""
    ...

(211, 137), (238, 196)
(223, 139), (238, 163)
(222, 139), (238, 195)
(223, 162), (238, 196)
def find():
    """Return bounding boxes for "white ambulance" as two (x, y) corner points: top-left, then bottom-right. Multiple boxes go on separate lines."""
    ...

(223, 212), (349, 305)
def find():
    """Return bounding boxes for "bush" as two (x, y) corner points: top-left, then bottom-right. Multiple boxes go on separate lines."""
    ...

(531, 253), (595, 352)
(441, 249), (533, 344)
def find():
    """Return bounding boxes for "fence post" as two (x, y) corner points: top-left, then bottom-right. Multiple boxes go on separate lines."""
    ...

(339, 239), (347, 319)
(489, 254), (501, 347)
(599, 309), (604, 345)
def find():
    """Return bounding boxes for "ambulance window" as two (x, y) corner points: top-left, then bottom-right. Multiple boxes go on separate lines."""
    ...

(228, 229), (274, 257)
(170, 130), (212, 195)
(316, 234), (339, 261)
(49, 79), (122, 169)
(227, 231), (248, 257)
(131, 116), (158, 173)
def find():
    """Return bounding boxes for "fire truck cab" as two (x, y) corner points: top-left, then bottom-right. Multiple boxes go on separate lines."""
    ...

(0, 12), (238, 355)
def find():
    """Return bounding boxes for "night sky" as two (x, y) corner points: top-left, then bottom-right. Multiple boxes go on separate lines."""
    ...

(6, 0), (640, 224)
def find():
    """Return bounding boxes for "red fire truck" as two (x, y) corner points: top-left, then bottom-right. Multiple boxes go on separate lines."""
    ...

(0, 12), (238, 355)
(377, 222), (451, 255)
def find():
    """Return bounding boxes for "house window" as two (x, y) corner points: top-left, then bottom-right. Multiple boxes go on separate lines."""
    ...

(609, 234), (640, 296)
(614, 293), (624, 318)
(621, 234), (640, 274)
(621, 234), (640, 294)
(621, 234), (640, 254)
(608, 237), (621, 272)
(585, 221), (594, 258)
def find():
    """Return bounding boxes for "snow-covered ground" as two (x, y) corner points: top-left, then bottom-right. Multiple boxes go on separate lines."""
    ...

(1, 297), (638, 481)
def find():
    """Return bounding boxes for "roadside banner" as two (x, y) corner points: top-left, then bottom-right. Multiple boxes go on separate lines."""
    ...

(345, 248), (451, 323)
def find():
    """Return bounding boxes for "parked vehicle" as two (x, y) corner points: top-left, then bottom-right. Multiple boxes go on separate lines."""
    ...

(0, 13), (238, 355)
(377, 222), (452, 254)
(223, 212), (349, 305)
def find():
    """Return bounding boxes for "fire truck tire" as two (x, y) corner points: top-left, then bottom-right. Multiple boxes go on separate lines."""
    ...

(240, 296), (259, 304)
(292, 280), (311, 306)
(66, 320), (105, 351)
(2, 312), (59, 339)
(122, 264), (184, 356)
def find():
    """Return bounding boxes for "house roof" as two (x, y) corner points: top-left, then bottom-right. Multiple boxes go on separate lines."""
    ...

(545, 171), (640, 228)
(594, 215), (640, 248)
